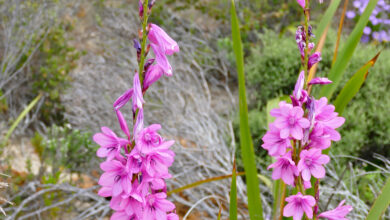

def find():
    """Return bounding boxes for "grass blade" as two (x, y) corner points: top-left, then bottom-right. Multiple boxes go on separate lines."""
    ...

(167, 172), (245, 196)
(1, 93), (43, 148)
(230, 0), (263, 219)
(229, 159), (237, 220)
(314, 0), (342, 45)
(319, 0), (379, 99)
(332, 0), (349, 64)
(333, 52), (381, 115)
(366, 177), (390, 220)
(218, 205), (222, 220)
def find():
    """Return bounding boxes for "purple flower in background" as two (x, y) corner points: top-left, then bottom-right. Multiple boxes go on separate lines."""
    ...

(268, 151), (299, 186)
(318, 200), (353, 220)
(262, 123), (291, 156)
(346, 11), (356, 19)
(284, 192), (316, 220)
(297, 148), (330, 181)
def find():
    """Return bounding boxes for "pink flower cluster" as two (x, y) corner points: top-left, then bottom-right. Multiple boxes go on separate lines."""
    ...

(261, 24), (352, 220)
(93, 2), (179, 219)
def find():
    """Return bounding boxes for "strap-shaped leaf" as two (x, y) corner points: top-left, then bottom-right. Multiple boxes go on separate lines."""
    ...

(366, 177), (390, 220)
(319, 0), (379, 99)
(229, 159), (237, 220)
(334, 52), (381, 115)
(230, 0), (264, 219)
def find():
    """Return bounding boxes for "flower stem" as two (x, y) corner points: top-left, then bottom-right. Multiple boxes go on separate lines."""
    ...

(138, 0), (150, 87)
(303, 0), (310, 89)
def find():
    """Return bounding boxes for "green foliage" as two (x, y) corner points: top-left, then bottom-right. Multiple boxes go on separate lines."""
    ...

(367, 177), (390, 220)
(31, 124), (97, 174)
(31, 23), (80, 124)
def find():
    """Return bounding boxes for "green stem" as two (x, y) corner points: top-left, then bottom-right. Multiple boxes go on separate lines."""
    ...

(303, 0), (310, 88)
(138, 0), (150, 87)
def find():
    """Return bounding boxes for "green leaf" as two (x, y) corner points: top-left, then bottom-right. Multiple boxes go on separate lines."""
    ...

(229, 159), (237, 220)
(314, 0), (342, 45)
(230, 0), (263, 219)
(334, 52), (381, 115)
(167, 172), (245, 196)
(366, 177), (390, 220)
(218, 205), (222, 220)
(319, 0), (379, 99)
(1, 93), (43, 148)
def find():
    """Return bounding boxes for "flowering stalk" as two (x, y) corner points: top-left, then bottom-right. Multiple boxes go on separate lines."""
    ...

(261, 1), (353, 219)
(93, 1), (179, 219)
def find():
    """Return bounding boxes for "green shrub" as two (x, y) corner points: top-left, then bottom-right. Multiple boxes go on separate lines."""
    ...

(32, 23), (80, 125)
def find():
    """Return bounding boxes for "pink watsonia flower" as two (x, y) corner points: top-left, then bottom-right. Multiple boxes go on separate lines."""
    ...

(308, 77), (332, 85)
(144, 64), (164, 90)
(151, 43), (173, 76)
(93, 127), (129, 160)
(133, 72), (145, 112)
(262, 123), (291, 157)
(297, 148), (330, 181)
(143, 192), (176, 220)
(308, 52), (322, 69)
(318, 200), (353, 220)
(115, 110), (131, 140)
(148, 24), (179, 56)
(113, 89), (134, 111)
(284, 192), (316, 220)
(98, 160), (133, 196)
(167, 213), (179, 220)
(274, 104), (310, 140)
(142, 145), (175, 178)
(267, 151), (299, 186)
(135, 124), (175, 155)
(297, 0), (305, 8)
(134, 108), (144, 138)
(293, 71), (305, 101)
(110, 181), (144, 219)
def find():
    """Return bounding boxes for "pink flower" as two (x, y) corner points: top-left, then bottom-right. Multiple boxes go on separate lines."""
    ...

(113, 89), (134, 111)
(167, 213), (179, 220)
(262, 123), (291, 157)
(151, 43), (173, 76)
(143, 146), (175, 177)
(143, 192), (176, 220)
(133, 72), (145, 112)
(314, 97), (345, 129)
(308, 52), (322, 69)
(98, 160), (133, 196)
(297, 148), (330, 181)
(93, 127), (129, 160)
(293, 71), (305, 101)
(268, 151), (299, 186)
(318, 200), (353, 220)
(274, 104), (310, 140)
(134, 108), (144, 138)
(115, 110), (131, 140)
(284, 192), (316, 220)
(144, 64), (164, 90)
(308, 77), (332, 85)
(110, 182), (143, 219)
(136, 124), (174, 155)
(148, 24), (179, 56)
(297, 0), (305, 8)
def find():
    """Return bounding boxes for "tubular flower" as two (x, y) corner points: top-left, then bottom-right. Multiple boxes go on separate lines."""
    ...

(274, 104), (310, 140)
(94, 127), (129, 160)
(318, 200), (353, 220)
(284, 192), (316, 220)
(297, 148), (330, 181)
(268, 152), (299, 186)
(262, 123), (291, 157)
